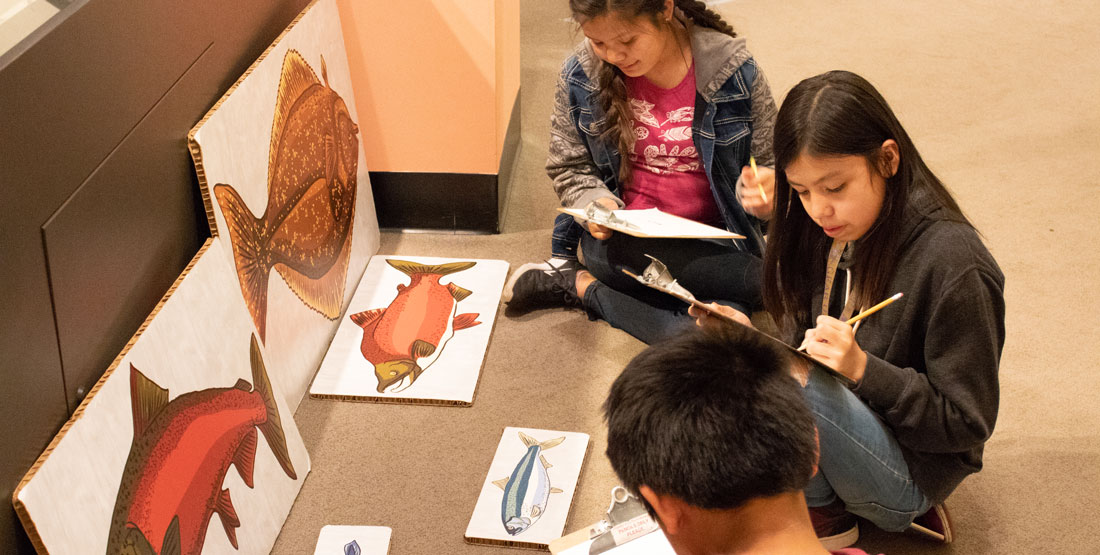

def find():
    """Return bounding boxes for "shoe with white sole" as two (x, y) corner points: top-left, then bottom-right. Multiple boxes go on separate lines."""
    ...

(503, 259), (582, 313)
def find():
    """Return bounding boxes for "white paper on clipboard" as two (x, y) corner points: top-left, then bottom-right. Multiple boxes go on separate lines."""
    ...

(559, 206), (743, 239)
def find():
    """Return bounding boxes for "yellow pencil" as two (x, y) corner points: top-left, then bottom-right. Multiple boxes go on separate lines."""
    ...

(796, 292), (903, 352)
(749, 156), (767, 203)
(845, 292), (904, 325)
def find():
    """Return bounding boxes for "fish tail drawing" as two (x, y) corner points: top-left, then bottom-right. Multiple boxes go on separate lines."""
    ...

(386, 259), (476, 277)
(248, 334), (297, 480)
(519, 432), (565, 451)
(215, 183), (272, 342)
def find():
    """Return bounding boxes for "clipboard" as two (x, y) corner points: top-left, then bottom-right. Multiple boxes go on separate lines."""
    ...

(548, 487), (673, 555)
(623, 255), (857, 387)
(558, 204), (744, 240)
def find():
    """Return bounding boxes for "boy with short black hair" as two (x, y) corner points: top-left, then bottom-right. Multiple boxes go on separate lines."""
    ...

(603, 325), (873, 554)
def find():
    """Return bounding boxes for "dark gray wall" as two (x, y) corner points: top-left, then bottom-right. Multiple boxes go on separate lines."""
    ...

(0, 0), (310, 551)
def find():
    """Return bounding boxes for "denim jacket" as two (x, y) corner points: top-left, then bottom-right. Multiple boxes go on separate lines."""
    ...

(547, 24), (777, 256)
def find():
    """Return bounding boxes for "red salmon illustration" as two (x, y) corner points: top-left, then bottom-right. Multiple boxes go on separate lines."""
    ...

(106, 335), (296, 555)
(350, 260), (481, 393)
(214, 49), (359, 343)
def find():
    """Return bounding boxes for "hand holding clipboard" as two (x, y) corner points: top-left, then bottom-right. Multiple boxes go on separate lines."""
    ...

(623, 255), (861, 387)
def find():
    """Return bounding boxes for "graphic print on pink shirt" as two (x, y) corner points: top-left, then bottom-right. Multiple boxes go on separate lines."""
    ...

(623, 63), (720, 226)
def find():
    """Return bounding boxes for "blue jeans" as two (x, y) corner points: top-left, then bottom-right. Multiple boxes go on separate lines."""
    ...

(578, 230), (762, 344)
(803, 367), (933, 532)
(552, 213), (584, 261)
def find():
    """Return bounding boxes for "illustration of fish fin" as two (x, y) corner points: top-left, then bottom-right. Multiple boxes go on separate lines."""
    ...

(541, 455), (552, 469)
(345, 539), (362, 555)
(452, 312), (481, 330)
(129, 364), (169, 439)
(540, 436), (566, 451)
(519, 431), (539, 448)
(411, 339), (437, 358)
(492, 477), (509, 490)
(250, 334), (298, 480)
(447, 283), (474, 302)
(350, 308), (385, 328)
(161, 515), (182, 555)
(215, 488), (241, 549)
(213, 183), (271, 342)
(270, 50), (319, 178)
(386, 259), (477, 277)
(233, 427), (258, 488)
(531, 505), (542, 518)
(273, 218), (351, 320)
(550, 487), (564, 494)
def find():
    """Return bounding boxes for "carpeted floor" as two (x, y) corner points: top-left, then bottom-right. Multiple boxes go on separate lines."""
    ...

(272, 1), (1100, 553)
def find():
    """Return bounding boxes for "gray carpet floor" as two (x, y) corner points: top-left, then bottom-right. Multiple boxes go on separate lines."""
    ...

(272, 1), (1100, 553)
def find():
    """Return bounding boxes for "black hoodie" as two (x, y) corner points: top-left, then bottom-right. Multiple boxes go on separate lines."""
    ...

(817, 190), (1006, 504)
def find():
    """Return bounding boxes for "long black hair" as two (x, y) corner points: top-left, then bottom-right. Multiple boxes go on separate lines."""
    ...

(764, 70), (972, 331)
(569, 0), (736, 186)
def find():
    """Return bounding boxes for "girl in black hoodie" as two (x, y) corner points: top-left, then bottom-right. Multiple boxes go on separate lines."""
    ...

(695, 70), (1005, 549)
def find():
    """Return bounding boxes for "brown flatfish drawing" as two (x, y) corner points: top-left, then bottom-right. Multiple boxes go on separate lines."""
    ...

(214, 49), (359, 342)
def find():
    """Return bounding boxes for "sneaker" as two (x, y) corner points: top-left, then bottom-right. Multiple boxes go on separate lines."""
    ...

(503, 259), (582, 313)
(809, 499), (859, 550)
(910, 503), (953, 543)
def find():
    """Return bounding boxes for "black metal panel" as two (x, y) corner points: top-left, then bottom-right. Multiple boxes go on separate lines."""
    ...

(0, 0), (311, 552)
(370, 171), (500, 232)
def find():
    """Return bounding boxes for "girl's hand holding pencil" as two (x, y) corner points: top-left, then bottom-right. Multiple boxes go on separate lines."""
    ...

(738, 157), (775, 219)
(798, 315), (869, 384)
(797, 293), (904, 384)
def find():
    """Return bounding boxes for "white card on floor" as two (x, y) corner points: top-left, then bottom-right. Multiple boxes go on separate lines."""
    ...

(313, 525), (391, 554)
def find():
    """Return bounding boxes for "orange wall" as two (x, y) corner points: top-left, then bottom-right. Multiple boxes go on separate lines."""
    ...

(337, 0), (520, 175)
(495, 0), (520, 159)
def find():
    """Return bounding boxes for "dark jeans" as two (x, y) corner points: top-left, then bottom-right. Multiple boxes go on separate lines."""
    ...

(578, 231), (762, 344)
(552, 212), (584, 261)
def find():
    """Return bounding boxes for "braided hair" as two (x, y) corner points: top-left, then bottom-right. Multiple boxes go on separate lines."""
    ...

(570, 0), (737, 186)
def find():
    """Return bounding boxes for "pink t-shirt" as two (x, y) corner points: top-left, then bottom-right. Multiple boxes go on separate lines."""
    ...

(832, 549), (877, 555)
(623, 64), (720, 226)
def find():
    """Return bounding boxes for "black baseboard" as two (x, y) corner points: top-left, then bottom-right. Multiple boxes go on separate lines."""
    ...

(369, 171), (499, 232)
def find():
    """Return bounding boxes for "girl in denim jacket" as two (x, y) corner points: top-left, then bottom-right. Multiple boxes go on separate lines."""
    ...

(504, 0), (777, 344)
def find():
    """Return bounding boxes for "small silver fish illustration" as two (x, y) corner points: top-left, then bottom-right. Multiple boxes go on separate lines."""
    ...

(492, 432), (565, 535)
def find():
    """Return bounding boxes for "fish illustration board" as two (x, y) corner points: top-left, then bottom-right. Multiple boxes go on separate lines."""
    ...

(188, 0), (379, 411)
(310, 255), (509, 406)
(466, 427), (590, 549)
(14, 239), (311, 554)
(312, 525), (392, 555)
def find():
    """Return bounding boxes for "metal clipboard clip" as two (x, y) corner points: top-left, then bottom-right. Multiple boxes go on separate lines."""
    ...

(584, 201), (641, 231)
(588, 486), (659, 554)
(632, 254), (698, 303)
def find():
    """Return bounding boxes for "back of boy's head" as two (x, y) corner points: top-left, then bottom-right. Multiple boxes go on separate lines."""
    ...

(603, 325), (817, 511)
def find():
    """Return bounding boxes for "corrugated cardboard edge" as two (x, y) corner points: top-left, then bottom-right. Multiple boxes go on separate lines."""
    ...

(463, 430), (593, 552)
(11, 239), (214, 554)
(185, 0), (323, 238)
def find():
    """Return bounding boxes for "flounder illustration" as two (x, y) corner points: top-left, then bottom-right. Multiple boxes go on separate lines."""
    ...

(350, 259), (481, 394)
(106, 335), (296, 554)
(214, 49), (359, 342)
(493, 432), (565, 536)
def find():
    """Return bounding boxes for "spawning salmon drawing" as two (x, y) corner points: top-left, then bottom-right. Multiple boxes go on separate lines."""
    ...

(349, 259), (481, 394)
(214, 49), (359, 342)
(106, 335), (297, 554)
(492, 432), (565, 536)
